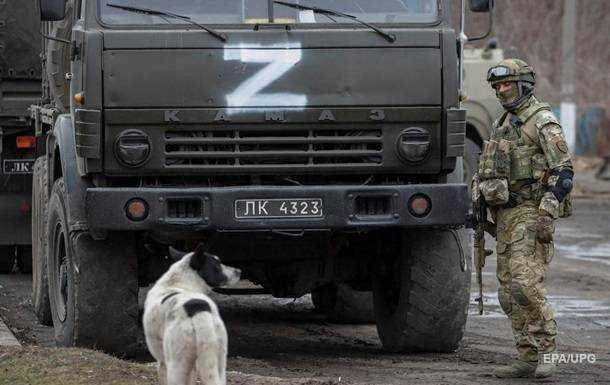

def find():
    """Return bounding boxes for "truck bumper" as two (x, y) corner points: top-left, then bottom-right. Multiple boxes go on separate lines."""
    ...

(0, 193), (31, 245)
(86, 184), (469, 233)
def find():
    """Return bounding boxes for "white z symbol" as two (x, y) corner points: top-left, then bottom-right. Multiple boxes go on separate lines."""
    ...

(223, 43), (307, 108)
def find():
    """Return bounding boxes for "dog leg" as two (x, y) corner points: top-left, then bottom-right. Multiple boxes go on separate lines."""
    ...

(196, 343), (222, 385)
(217, 348), (227, 385)
(158, 362), (168, 385)
(164, 327), (196, 385)
(166, 358), (196, 385)
(218, 326), (228, 385)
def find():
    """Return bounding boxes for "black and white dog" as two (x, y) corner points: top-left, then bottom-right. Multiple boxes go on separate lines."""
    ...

(143, 244), (240, 385)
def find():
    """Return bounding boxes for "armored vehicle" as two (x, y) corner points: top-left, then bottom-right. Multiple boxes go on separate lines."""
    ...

(0, 0), (41, 273)
(32, 0), (493, 355)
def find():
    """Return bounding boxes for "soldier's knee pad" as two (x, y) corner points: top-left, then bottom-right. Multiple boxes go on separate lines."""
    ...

(510, 281), (533, 307)
(498, 287), (512, 314)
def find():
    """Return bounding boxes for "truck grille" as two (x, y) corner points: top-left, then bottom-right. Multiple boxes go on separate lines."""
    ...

(164, 127), (383, 169)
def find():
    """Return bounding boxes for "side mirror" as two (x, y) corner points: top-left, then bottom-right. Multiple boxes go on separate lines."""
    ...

(469, 0), (494, 13)
(39, 0), (67, 21)
(467, 0), (495, 42)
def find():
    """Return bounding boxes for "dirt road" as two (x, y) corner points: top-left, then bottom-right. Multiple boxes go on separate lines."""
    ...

(1, 198), (609, 384)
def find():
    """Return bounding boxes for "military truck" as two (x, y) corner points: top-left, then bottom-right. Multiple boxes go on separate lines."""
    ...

(32, 0), (494, 356)
(0, 1), (42, 273)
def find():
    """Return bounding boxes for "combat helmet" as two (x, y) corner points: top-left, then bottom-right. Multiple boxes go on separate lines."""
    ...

(487, 58), (536, 110)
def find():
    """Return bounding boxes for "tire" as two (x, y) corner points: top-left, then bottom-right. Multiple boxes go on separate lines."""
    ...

(32, 157), (53, 325)
(463, 137), (481, 191)
(0, 246), (15, 273)
(44, 1), (73, 111)
(372, 229), (471, 352)
(311, 283), (375, 324)
(47, 178), (142, 356)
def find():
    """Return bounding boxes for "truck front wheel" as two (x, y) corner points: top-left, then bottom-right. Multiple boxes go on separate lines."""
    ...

(47, 178), (141, 356)
(372, 229), (471, 352)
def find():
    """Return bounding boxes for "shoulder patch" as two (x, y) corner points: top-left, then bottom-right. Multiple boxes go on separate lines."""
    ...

(183, 299), (211, 317)
(535, 112), (559, 130)
(556, 140), (569, 153)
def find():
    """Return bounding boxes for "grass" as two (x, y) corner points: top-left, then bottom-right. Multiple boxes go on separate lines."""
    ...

(0, 346), (157, 385)
(0, 346), (340, 385)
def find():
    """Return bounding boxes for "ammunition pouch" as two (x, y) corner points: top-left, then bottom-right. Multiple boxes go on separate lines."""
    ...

(502, 180), (540, 209)
(479, 178), (509, 206)
(479, 140), (511, 180)
(510, 146), (542, 181)
(531, 153), (548, 181)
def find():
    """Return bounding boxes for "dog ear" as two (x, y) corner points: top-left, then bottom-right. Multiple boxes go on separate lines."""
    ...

(194, 242), (209, 256)
(189, 243), (209, 271)
(168, 246), (187, 261)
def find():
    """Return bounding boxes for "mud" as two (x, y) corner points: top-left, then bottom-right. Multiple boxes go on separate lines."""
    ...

(1, 198), (609, 384)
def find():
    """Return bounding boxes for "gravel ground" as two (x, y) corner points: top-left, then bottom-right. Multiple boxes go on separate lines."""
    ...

(1, 197), (609, 384)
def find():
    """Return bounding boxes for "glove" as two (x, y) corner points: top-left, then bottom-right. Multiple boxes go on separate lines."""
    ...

(535, 212), (554, 244)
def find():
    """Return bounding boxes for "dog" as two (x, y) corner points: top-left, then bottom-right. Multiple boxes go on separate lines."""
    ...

(143, 244), (241, 385)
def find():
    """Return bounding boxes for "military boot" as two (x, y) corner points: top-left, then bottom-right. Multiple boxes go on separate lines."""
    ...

(493, 360), (537, 378)
(535, 354), (557, 378)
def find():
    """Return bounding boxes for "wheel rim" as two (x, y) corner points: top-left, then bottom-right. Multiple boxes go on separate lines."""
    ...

(53, 222), (68, 323)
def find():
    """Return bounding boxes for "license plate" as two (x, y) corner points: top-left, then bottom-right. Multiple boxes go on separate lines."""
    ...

(3, 159), (35, 174)
(235, 198), (323, 219)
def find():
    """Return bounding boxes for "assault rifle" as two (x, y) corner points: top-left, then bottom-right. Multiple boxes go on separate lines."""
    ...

(473, 195), (495, 315)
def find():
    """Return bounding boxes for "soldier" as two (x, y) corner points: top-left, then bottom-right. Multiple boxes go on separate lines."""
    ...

(473, 59), (573, 378)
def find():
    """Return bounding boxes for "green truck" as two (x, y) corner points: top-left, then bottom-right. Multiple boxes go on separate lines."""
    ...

(31, 0), (494, 356)
(0, 0), (42, 273)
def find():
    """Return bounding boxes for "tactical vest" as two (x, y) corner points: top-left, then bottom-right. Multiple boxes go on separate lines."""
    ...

(478, 100), (553, 207)
(479, 99), (572, 216)
(492, 100), (555, 189)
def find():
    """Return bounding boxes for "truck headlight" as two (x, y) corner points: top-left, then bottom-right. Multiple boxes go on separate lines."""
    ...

(114, 130), (151, 167)
(396, 127), (431, 163)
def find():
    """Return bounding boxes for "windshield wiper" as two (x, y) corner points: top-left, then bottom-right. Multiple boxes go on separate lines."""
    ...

(273, 1), (395, 43)
(106, 3), (227, 42)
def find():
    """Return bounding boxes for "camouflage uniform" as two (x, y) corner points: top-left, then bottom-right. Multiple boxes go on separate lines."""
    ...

(476, 59), (573, 368)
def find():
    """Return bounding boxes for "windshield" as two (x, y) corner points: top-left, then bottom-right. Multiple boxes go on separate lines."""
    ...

(99, 0), (439, 25)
